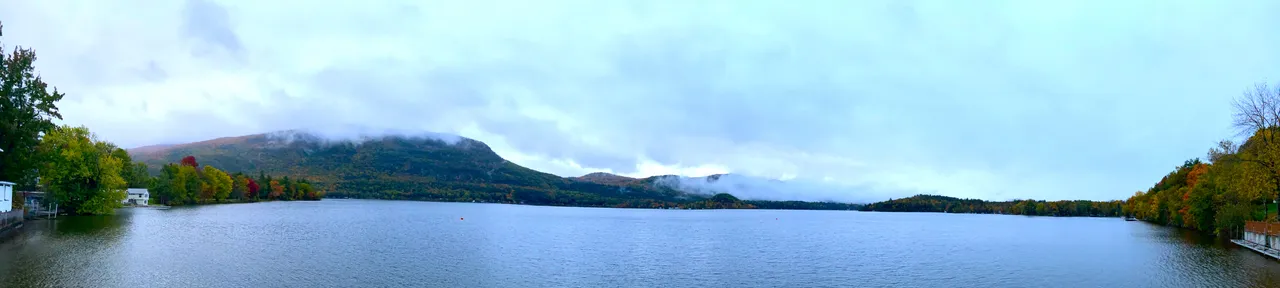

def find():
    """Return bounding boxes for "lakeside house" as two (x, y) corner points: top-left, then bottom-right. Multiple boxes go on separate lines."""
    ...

(0, 181), (21, 235)
(0, 181), (12, 213)
(124, 188), (149, 206)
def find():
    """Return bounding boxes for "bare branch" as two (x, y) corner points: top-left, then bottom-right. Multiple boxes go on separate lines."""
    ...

(1209, 139), (1238, 163)
(1232, 82), (1280, 140)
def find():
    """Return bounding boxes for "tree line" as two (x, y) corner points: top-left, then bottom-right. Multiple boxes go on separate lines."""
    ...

(1125, 83), (1280, 237)
(149, 156), (324, 205)
(861, 194), (1125, 217)
(326, 181), (860, 210)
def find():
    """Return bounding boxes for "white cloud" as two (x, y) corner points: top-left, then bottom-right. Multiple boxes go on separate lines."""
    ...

(4, 0), (1280, 201)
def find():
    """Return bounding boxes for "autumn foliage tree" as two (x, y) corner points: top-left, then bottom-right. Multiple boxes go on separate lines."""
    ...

(148, 156), (319, 205)
(1125, 82), (1280, 237)
(231, 174), (248, 200)
(180, 155), (199, 168)
(246, 178), (260, 199)
(202, 166), (232, 202)
(269, 179), (283, 199)
(1232, 83), (1280, 216)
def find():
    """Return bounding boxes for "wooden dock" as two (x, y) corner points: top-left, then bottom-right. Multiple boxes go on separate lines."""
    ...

(1232, 239), (1280, 260)
(1236, 221), (1280, 260)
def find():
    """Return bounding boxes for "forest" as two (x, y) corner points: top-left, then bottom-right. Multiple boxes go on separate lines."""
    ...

(860, 195), (1125, 217)
(148, 156), (323, 205)
(1124, 83), (1280, 237)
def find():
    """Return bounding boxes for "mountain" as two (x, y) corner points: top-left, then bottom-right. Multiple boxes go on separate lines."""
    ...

(128, 143), (178, 155)
(569, 172), (638, 186)
(129, 130), (861, 210)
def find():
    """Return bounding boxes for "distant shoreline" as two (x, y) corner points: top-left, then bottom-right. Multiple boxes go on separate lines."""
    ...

(860, 194), (1125, 217)
(320, 196), (864, 211)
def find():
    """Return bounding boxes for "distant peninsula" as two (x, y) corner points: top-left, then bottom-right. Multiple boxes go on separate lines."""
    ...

(860, 194), (1125, 217)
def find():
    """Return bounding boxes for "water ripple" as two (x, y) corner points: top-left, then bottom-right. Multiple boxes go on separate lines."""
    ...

(1, 201), (1279, 288)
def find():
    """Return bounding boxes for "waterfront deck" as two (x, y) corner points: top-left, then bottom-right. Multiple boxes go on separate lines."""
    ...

(1237, 221), (1280, 260)
(0, 209), (24, 238)
(1232, 239), (1280, 260)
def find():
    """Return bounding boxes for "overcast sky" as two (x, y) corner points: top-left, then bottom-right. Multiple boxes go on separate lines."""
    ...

(2, 0), (1277, 202)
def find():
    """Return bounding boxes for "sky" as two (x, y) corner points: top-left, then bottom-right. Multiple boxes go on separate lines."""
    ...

(2, 0), (1279, 202)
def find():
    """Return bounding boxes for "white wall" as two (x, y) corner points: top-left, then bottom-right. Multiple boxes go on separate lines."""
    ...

(123, 188), (149, 206)
(0, 183), (12, 213)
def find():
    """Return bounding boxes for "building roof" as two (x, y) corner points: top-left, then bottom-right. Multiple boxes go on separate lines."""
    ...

(0, 181), (14, 186)
(126, 188), (149, 195)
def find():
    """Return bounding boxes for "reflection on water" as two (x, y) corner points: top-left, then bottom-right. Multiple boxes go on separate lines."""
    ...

(1171, 227), (1224, 246)
(53, 212), (130, 235)
(0, 209), (133, 287)
(0, 201), (1279, 288)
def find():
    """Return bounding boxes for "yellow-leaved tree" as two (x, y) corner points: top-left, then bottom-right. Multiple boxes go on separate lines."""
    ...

(37, 125), (127, 215)
(203, 166), (233, 202)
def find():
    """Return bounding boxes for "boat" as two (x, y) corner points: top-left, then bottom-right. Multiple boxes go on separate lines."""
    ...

(1124, 216), (1137, 221)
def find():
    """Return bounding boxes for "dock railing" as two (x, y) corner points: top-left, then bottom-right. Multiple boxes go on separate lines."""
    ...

(1243, 221), (1280, 248)
(0, 209), (23, 231)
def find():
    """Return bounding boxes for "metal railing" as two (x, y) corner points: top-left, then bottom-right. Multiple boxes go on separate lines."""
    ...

(0, 209), (23, 230)
(1245, 221), (1280, 236)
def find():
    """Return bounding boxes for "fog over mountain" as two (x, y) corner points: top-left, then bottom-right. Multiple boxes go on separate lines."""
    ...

(5, 0), (1278, 201)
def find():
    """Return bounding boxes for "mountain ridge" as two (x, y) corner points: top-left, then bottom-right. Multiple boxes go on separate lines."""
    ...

(128, 130), (863, 210)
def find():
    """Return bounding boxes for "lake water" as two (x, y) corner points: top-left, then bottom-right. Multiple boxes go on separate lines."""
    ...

(1, 199), (1279, 288)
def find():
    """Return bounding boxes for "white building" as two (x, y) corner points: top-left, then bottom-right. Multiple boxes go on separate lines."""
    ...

(124, 188), (149, 206)
(0, 181), (12, 213)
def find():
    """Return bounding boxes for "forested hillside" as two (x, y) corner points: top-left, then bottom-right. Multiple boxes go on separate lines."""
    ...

(130, 131), (861, 210)
(1126, 83), (1280, 237)
(860, 195), (1124, 217)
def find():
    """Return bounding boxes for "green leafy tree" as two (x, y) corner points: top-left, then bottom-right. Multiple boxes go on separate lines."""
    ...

(36, 125), (126, 215)
(0, 22), (66, 188)
(11, 189), (22, 210)
(129, 162), (151, 188)
(203, 165), (232, 202)
(150, 163), (200, 205)
(231, 174), (248, 200)
(150, 164), (175, 204)
(257, 172), (269, 200)
(176, 164), (201, 204)
(112, 147), (132, 171)
(297, 182), (314, 200)
(112, 149), (152, 188)
(281, 176), (294, 200)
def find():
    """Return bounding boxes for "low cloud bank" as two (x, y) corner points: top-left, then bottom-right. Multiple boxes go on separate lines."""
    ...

(652, 173), (905, 204)
(264, 126), (465, 147)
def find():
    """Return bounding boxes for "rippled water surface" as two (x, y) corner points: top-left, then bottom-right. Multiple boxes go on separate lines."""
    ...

(2, 199), (1280, 287)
